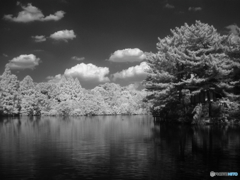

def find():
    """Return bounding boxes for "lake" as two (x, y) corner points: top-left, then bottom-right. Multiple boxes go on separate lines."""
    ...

(0, 116), (239, 180)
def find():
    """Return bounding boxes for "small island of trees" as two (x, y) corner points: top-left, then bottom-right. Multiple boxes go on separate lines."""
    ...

(1, 21), (240, 124)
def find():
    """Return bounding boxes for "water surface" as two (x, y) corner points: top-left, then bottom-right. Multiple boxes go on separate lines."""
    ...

(0, 116), (239, 180)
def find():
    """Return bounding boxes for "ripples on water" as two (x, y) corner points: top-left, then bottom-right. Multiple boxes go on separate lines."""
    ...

(0, 116), (239, 180)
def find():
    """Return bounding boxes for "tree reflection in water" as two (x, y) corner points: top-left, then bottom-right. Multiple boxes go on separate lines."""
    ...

(151, 122), (240, 179)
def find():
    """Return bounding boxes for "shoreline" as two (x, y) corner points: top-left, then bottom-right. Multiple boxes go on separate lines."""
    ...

(1, 114), (239, 125)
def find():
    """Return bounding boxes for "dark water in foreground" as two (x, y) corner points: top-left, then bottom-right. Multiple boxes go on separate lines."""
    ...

(0, 116), (239, 180)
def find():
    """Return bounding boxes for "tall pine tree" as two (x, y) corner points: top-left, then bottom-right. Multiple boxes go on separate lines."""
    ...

(144, 21), (240, 122)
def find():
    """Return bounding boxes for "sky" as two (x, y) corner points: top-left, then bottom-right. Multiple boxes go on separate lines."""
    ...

(0, 0), (240, 89)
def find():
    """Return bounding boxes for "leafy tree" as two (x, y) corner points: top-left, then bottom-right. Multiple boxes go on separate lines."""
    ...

(35, 82), (58, 114)
(19, 75), (40, 116)
(130, 89), (149, 114)
(0, 66), (20, 115)
(98, 83), (122, 114)
(144, 21), (240, 122)
(90, 87), (112, 114)
(56, 76), (83, 102)
(19, 75), (35, 91)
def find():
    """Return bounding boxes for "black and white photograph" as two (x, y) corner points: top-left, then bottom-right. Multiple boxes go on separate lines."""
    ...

(0, 0), (240, 179)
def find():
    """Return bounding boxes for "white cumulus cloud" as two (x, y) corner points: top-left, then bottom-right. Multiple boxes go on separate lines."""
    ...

(109, 48), (146, 63)
(32, 35), (46, 42)
(113, 62), (150, 80)
(7, 54), (40, 70)
(64, 63), (110, 83)
(43, 11), (65, 21)
(71, 56), (85, 61)
(3, 3), (65, 23)
(46, 74), (62, 83)
(50, 30), (76, 42)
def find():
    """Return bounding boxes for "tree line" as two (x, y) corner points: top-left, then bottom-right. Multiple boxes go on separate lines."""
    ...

(0, 67), (150, 116)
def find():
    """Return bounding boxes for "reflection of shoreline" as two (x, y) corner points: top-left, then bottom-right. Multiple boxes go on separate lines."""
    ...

(153, 117), (240, 125)
(0, 117), (240, 179)
(0, 113), (150, 118)
(0, 116), (155, 179)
